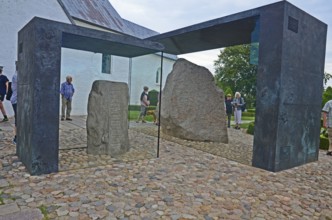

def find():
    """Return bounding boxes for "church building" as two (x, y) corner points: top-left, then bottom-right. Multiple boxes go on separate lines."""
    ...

(0, 0), (176, 115)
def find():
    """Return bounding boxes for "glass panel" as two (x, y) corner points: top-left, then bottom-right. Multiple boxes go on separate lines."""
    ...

(250, 18), (260, 65)
(59, 49), (164, 171)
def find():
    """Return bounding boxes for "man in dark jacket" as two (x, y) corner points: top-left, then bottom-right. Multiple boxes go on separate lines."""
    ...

(225, 94), (233, 128)
(0, 66), (9, 122)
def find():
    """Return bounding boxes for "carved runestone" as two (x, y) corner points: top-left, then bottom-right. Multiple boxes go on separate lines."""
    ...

(87, 80), (129, 156)
(161, 58), (228, 143)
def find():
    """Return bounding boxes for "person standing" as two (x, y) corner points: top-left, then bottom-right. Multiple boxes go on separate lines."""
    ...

(225, 94), (233, 128)
(136, 86), (150, 123)
(0, 66), (9, 122)
(60, 76), (75, 121)
(322, 100), (332, 156)
(11, 62), (18, 144)
(232, 92), (245, 130)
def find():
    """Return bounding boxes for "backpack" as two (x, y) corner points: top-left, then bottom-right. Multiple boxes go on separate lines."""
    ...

(6, 82), (12, 101)
(240, 98), (246, 112)
(140, 92), (149, 101)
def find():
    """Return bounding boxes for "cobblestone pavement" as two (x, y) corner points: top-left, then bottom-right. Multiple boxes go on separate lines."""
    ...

(0, 117), (332, 219)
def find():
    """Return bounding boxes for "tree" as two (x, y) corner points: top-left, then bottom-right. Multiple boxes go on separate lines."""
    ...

(214, 44), (257, 107)
(322, 73), (332, 107)
(324, 72), (332, 85)
(322, 86), (332, 107)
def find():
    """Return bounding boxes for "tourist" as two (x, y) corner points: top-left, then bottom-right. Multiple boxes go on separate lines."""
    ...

(60, 75), (75, 121)
(136, 86), (150, 123)
(225, 94), (233, 128)
(232, 92), (245, 130)
(0, 66), (9, 122)
(11, 62), (18, 144)
(322, 100), (332, 156)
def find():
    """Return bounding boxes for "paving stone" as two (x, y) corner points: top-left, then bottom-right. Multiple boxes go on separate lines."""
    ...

(0, 116), (331, 219)
(0, 203), (20, 216)
(0, 208), (43, 220)
(0, 179), (9, 188)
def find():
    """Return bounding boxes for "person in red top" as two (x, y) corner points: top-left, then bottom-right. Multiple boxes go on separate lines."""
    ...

(0, 66), (9, 122)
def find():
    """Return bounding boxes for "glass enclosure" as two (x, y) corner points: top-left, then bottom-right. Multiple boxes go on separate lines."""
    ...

(58, 49), (165, 171)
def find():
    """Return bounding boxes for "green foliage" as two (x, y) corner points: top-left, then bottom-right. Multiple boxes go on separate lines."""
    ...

(214, 44), (257, 108)
(239, 122), (251, 129)
(324, 72), (332, 85)
(321, 128), (328, 138)
(322, 86), (332, 107)
(247, 122), (255, 135)
(222, 87), (233, 97)
(128, 105), (156, 111)
(242, 111), (255, 117)
(0, 192), (16, 205)
(128, 105), (141, 111)
(128, 111), (155, 122)
(38, 205), (49, 220)
(148, 90), (159, 106)
(320, 135), (329, 150)
(247, 108), (256, 113)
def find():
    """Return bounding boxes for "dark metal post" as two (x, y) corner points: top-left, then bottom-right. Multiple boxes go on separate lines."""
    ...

(157, 52), (164, 158)
(128, 58), (132, 129)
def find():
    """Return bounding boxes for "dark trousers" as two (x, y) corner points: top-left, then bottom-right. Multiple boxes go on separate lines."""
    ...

(227, 113), (232, 128)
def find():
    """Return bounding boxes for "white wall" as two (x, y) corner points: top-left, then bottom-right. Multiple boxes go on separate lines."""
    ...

(0, 0), (176, 116)
(0, 0), (70, 116)
(60, 48), (130, 115)
(61, 48), (176, 115)
(130, 55), (174, 105)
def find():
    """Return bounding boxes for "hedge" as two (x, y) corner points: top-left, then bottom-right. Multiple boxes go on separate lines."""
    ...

(242, 111), (255, 117)
(320, 135), (329, 150)
(246, 122), (255, 135)
(129, 105), (156, 111)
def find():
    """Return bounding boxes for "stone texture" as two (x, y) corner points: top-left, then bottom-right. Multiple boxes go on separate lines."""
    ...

(0, 203), (20, 216)
(87, 80), (129, 156)
(0, 119), (332, 219)
(161, 58), (228, 143)
(0, 209), (43, 220)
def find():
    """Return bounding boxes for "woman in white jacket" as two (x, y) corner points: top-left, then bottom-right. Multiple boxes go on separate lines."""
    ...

(232, 92), (245, 130)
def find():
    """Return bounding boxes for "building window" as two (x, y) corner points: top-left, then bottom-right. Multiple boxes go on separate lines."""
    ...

(102, 54), (111, 74)
(156, 67), (161, 84)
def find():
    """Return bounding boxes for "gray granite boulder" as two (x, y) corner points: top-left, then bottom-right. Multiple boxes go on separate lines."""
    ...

(87, 80), (129, 156)
(161, 58), (228, 143)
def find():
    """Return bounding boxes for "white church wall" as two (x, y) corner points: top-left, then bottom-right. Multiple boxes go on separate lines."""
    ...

(130, 55), (175, 106)
(61, 49), (176, 115)
(60, 48), (130, 116)
(0, 0), (70, 116)
(0, 0), (176, 117)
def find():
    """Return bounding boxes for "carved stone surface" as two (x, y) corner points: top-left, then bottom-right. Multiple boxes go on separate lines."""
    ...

(87, 80), (129, 156)
(161, 58), (228, 143)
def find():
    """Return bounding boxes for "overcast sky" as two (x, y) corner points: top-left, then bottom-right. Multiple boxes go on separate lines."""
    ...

(110, 0), (332, 84)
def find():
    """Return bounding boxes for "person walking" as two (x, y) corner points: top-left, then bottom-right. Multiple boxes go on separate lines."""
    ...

(60, 75), (75, 121)
(0, 66), (9, 122)
(232, 92), (245, 130)
(11, 62), (18, 144)
(225, 94), (233, 128)
(136, 86), (150, 123)
(322, 99), (332, 156)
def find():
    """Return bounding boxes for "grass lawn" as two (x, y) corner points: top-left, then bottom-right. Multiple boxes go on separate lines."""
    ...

(128, 111), (155, 122)
(129, 111), (255, 128)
